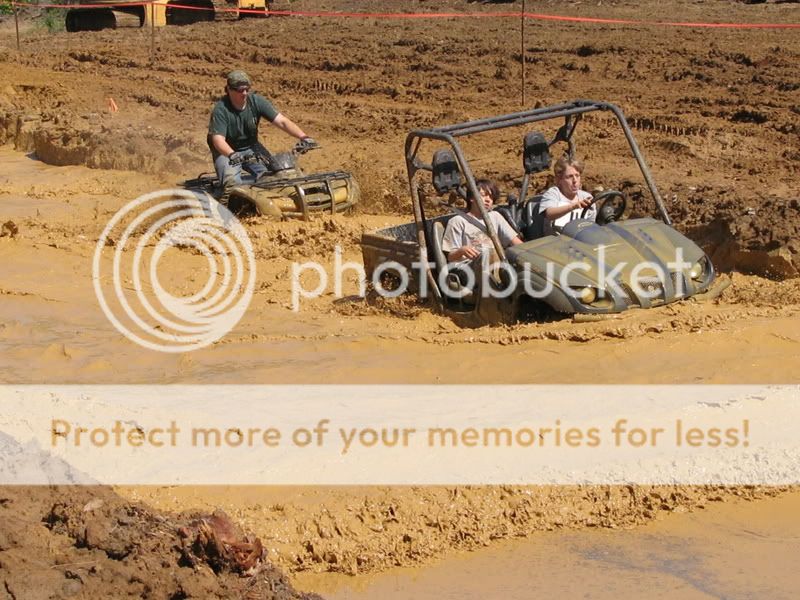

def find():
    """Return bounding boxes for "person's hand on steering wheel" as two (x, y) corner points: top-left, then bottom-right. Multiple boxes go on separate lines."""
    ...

(580, 189), (628, 223)
(572, 196), (593, 212)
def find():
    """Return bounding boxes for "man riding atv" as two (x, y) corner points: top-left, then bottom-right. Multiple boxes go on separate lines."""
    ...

(208, 69), (317, 189)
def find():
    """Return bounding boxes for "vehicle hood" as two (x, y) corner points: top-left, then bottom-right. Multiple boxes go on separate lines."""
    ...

(506, 218), (713, 308)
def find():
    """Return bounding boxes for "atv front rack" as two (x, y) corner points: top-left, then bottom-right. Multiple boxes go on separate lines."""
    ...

(252, 170), (358, 219)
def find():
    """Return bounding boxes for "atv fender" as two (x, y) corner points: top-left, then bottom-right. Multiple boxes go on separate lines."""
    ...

(229, 187), (283, 219)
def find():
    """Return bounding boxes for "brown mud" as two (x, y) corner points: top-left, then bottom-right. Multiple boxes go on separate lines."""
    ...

(1, 0), (799, 597)
(0, 484), (323, 599)
(295, 489), (800, 599)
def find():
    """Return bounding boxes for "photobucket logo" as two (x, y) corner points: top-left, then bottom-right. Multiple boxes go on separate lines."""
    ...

(92, 190), (256, 352)
(290, 245), (697, 311)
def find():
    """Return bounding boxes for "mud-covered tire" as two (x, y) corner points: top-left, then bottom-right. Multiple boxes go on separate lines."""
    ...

(66, 8), (116, 32)
(345, 177), (361, 212)
(166, 0), (215, 25)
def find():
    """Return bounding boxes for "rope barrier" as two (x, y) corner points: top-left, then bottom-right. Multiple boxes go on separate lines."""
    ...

(8, 1), (800, 29)
(12, 1), (150, 8)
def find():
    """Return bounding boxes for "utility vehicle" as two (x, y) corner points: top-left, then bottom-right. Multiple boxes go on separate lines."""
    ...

(360, 100), (716, 325)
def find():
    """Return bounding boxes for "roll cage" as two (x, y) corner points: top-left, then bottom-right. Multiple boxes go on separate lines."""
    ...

(404, 99), (672, 264)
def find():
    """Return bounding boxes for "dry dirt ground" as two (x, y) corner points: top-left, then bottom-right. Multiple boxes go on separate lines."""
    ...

(0, 0), (799, 598)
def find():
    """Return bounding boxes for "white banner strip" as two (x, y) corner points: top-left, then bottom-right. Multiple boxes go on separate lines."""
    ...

(1, 385), (798, 485)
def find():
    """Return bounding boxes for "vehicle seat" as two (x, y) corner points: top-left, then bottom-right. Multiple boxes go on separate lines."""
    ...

(493, 203), (522, 235)
(523, 132), (551, 175)
(520, 194), (547, 241)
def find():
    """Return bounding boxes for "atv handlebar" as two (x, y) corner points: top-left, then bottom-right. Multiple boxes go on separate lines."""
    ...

(228, 149), (257, 166)
(294, 138), (320, 155)
(228, 141), (320, 172)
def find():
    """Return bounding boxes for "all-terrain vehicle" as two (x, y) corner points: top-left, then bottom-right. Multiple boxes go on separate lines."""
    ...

(360, 100), (717, 325)
(182, 141), (359, 220)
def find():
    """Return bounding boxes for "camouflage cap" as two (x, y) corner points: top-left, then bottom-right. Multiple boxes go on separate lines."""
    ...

(226, 70), (251, 89)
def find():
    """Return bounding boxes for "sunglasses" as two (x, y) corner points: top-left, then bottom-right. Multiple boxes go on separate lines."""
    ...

(230, 86), (251, 93)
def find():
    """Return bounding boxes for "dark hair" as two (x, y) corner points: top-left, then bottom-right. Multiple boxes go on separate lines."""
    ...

(467, 179), (499, 207)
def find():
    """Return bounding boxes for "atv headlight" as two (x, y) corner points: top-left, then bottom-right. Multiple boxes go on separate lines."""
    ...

(274, 197), (297, 211)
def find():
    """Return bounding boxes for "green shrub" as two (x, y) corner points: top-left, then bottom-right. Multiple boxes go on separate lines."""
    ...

(40, 8), (65, 32)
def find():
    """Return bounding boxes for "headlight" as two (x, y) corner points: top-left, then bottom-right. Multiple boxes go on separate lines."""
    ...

(571, 286), (597, 304)
(689, 261), (704, 281)
(274, 196), (298, 211)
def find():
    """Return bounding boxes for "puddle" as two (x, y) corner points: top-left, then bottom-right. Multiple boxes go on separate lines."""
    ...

(296, 490), (800, 599)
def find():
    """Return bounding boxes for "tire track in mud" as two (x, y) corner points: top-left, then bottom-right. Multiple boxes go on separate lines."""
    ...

(331, 292), (800, 345)
(129, 484), (790, 577)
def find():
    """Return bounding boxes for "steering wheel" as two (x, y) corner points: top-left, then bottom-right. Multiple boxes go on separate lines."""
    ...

(581, 189), (627, 224)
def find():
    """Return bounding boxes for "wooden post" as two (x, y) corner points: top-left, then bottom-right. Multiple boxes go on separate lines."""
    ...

(13, 1), (21, 52)
(520, 0), (526, 108)
(150, 2), (155, 63)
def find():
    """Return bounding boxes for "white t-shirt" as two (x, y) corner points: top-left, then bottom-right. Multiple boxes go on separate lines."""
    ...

(539, 186), (595, 233)
(442, 211), (517, 260)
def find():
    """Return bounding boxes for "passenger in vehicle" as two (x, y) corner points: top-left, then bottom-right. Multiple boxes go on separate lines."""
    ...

(539, 157), (596, 234)
(442, 179), (522, 269)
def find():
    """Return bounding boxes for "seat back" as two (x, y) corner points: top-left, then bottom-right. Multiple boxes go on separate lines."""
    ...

(521, 194), (547, 241)
(523, 132), (551, 175)
(431, 149), (462, 195)
(493, 205), (522, 235)
(430, 220), (448, 275)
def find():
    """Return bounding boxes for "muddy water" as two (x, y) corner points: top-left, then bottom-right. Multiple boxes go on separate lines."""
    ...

(2, 146), (800, 385)
(297, 491), (800, 599)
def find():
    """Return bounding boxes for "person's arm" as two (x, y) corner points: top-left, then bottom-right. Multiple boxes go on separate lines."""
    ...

(448, 245), (481, 261)
(271, 113), (309, 140)
(208, 102), (236, 157)
(210, 134), (235, 158)
(442, 217), (481, 261)
(492, 213), (523, 247)
(544, 195), (592, 220)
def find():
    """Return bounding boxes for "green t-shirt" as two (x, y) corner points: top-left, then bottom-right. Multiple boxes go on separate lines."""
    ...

(207, 93), (279, 155)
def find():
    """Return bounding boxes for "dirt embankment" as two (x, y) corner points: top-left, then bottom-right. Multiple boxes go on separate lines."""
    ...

(0, 484), (323, 599)
(122, 484), (790, 577)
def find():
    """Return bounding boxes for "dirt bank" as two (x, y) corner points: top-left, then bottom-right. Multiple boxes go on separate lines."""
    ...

(0, 484), (322, 599)
(120, 484), (787, 577)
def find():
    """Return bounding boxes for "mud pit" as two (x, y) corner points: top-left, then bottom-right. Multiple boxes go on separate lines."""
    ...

(1, 0), (799, 597)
